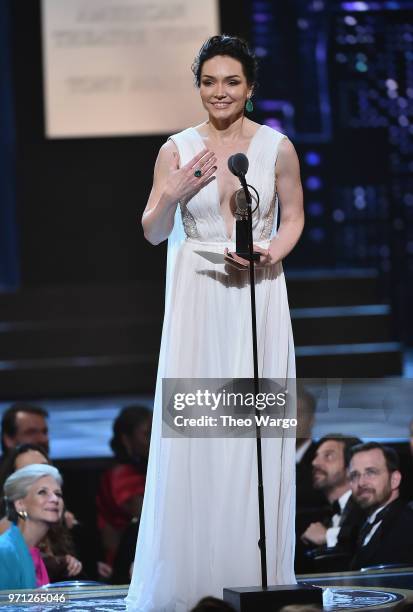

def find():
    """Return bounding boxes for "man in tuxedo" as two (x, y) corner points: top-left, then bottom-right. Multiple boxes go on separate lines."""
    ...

(294, 388), (328, 573)
(1, 403), (49, 457)
(349, 442), (413, 570)
(296, 387), (325, 512)
(296, 435), (364, 572)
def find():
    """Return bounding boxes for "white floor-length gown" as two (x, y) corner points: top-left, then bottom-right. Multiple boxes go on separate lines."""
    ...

(126, 125), (296, 612)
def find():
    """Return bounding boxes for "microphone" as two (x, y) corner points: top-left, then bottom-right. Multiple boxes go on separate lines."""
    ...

(228, 153), (249, 178)
(227, 153), (260, 261)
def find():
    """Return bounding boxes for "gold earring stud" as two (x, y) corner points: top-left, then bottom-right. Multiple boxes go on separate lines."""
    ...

(17, 510), (28, 520)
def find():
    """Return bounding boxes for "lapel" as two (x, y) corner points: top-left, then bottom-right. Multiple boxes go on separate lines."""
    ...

(336, 495), (366, 552)
(355, 499), (403, 564)
(340, 495), (364, 526)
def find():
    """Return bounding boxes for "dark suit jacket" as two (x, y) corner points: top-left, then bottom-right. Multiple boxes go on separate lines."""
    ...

(295, 441), (329, 573)
(335, 495), (366, 554)
(297, 494), (365, 574)
(350, 498), (413, 570)
(296, 441), (328, 539)
(296, 441), (326, 512)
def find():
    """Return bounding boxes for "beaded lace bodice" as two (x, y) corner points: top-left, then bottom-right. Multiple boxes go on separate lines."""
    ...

(169, 125), (286, 243)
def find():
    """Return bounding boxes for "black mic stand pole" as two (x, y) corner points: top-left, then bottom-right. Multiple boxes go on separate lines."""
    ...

(239, 174), (268, 589)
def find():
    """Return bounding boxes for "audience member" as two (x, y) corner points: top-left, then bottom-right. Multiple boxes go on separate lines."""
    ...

(295, 388), (328, 573)
(96, 405), (152, 571)
(410, 419), (413, 458)
(0, 444), (82, 582)
(297, 435), (364, 572)
(1, 403), (49, 457)
(296, 387), (326, 512)
(190, 596), (236, 611)
(349, 442), (413, 569)
(280, 606), (323, 612)
(0, 464), (64, 588)
(0, 443), (49, 533)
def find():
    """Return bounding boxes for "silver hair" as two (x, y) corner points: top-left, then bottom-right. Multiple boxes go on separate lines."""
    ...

(4, 464), (63, 517)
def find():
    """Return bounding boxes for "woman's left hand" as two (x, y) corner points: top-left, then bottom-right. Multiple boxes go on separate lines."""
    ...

(65, 554), (82, 577)
(224, 245), (274, 269)
(252, 245), (273, 266)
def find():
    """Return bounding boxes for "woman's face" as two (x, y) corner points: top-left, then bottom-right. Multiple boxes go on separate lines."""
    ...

(15, 450), (48, 471)
(199, 55), (252, 122)
(15, 476), (63, 525)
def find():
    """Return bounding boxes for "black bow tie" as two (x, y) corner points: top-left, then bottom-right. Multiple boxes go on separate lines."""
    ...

(322, 500), (341, 527)
(357, 507), (387, 546)
(330, 500), (341, 516)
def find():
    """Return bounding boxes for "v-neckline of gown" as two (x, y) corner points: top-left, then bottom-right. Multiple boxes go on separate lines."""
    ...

(190, 125), (265, 240)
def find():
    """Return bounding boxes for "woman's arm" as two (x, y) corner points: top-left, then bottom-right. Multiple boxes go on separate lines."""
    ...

(267, 137), (304, 263)
(225, 137), (304, 268)
(142, 141), (216, 245)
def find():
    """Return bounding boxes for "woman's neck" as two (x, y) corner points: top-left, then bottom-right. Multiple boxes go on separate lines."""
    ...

(18, 518), (48, 548)
(206, 114), (249, 144)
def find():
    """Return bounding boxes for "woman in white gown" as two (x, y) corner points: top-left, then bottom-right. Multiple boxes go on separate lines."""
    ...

(127, 36), (304, 611)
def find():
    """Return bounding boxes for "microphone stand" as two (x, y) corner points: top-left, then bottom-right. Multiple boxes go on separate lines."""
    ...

(238, 173), (268, 589)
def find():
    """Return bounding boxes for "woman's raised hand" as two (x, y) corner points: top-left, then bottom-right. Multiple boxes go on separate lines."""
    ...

(164, 149), (217, 203)
(65, 554), (83, 577)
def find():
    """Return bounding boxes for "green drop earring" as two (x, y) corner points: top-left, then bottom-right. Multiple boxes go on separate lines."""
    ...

(245, 98), (254, 113)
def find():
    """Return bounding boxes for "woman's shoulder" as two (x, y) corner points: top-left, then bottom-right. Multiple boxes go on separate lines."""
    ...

(157, 126), (197, 159)
(167, 126), (200, 150)
(0, 516), (10, 536)
(0, 524), (20, 554)
(170, 125), (199, 139)
(255, 122), (287, 142)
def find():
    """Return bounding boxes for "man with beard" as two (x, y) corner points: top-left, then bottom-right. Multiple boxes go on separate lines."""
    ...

(349, 442), (413, 570)
(296, 435), (364, 572)
(1, 403), (49, 459)
(295, 388), (326, 515)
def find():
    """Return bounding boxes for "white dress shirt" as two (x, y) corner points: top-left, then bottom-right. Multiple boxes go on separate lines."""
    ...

(326, 489), (352, 548)
(362, 505), (386, 546)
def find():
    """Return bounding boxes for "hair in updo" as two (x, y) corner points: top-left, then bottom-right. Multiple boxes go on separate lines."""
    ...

(192, 35), (258, 88)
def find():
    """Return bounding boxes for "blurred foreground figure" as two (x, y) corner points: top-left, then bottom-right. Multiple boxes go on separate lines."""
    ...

(190, 596), (236, 611)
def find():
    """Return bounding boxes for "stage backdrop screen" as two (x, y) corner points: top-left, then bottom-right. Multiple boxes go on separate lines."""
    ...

(41, 0), (219, 138)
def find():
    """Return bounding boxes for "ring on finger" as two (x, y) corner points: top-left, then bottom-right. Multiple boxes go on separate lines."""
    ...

(194, 168), (202, 178)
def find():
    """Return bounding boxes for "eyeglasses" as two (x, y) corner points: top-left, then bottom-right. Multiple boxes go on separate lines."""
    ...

(349, 468), (385, 483)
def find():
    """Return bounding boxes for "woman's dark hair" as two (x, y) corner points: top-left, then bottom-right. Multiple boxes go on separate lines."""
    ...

(192, 35), (258, 88)
(190, 596), (236, 612)
(0, 443), (50, 515)
(110, 405), (152, 462)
